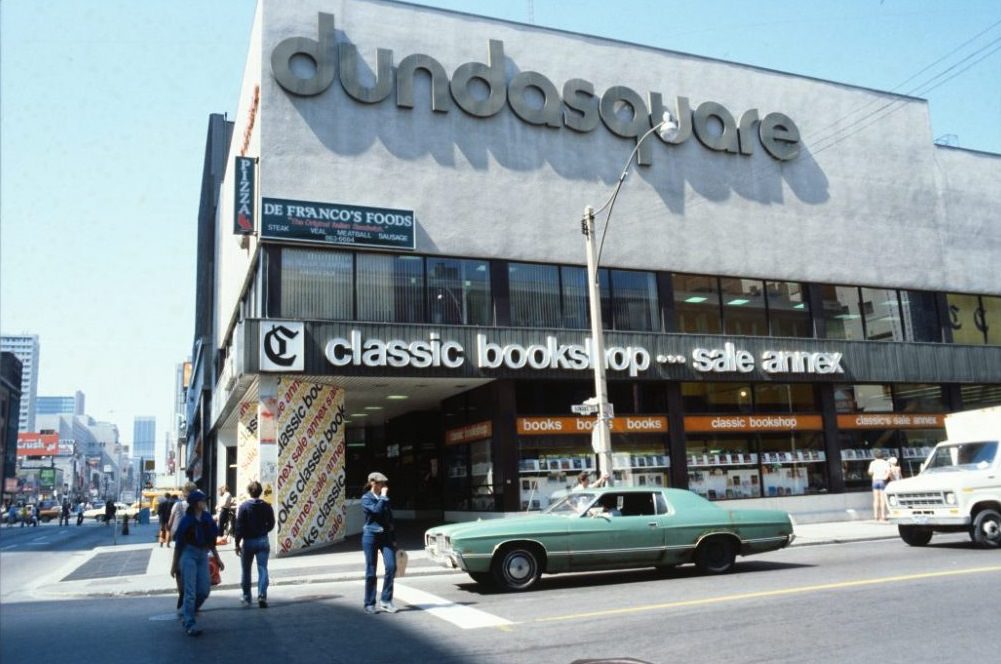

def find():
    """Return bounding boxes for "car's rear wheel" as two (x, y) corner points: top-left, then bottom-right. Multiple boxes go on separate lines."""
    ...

(898, 525), (933, 546)
(694, 536), (737, 574)
(971, 509), (1001, 548)
(491, 544), (542, 591)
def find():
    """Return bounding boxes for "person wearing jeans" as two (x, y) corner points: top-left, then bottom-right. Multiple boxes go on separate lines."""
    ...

(361, 471), (397, 614)
(170, 490), (222, 636)
(234, 481), (275, 608)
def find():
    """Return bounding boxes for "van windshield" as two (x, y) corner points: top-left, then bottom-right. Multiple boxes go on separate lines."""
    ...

(924, 441), (998, 472)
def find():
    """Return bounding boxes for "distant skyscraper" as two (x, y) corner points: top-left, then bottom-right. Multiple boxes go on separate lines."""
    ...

(132, 416), (156, 461)
(1, 334), (40, 432)
(36, 391), (85, 417)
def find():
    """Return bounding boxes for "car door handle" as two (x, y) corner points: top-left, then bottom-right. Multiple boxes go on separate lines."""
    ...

(648, 522), (658, 528)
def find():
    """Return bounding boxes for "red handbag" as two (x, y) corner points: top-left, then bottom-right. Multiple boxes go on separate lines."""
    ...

(208, 554), (222, 586)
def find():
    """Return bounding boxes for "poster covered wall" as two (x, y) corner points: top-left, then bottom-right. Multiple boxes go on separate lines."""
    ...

(274, 379), (347, 556)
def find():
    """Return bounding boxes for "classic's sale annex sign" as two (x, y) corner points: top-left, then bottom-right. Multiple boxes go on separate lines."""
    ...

(274, 379), (348, 555)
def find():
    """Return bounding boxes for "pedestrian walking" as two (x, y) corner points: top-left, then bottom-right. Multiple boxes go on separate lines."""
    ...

(104, 499), (117, 526)
(76, 501), (85, 526)
(31, 503), (40, 527)
(216, 485), (234, 537)
(234, 481), (275, 608)
(167, 482), (197, 610)
(157, 493), (174, 547)
(361, 471), (398, 614)
(60, 499), (71, 526)
(170, 490), (223, 637)
(867, 450), (891, 522)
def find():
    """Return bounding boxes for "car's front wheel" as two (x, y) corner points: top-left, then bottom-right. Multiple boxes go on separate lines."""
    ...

(694, 536), (737, 574)
(971, 509), (1001, 548)
(898, 525), (933, 546)
(491, 545), (542, 591)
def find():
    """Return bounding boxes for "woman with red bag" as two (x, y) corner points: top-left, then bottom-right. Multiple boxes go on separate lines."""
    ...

(170, 490), (224, 636)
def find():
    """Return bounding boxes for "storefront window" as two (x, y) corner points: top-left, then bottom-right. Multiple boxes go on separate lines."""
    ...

(834, 384), (893, 412)
(892, 384), (945, 412)
(759, 432), (827, 496)
(720, 278), (767, 336)
(686, 435), (757, 500)
(560, 266), (611, 330)
(468, 439), (496, 511)
(766, 280), (811, 338)
(682, 382), (753, 413)
(281, 248), (353, 319)
(427, 257), (492, 325)
(754, 383), (818, 413)
(983, 295), (1001, 345)
(817, 285), (864, 340)
(356, 253), (424, 323)
(860, 287), (902, 341)
(839, 430), (899, 490)
(961, 384), (1001, 409)
(509, 263), (560, 327)
(898, 429), (942, 478)
(610, 270), (659, 331)
(443, 444), (470, 510)
(946, 293), (987, 345)
(672, 274), (721, 334)
(900, 290), (941, 342)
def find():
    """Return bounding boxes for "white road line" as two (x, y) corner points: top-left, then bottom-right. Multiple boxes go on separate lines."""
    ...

(30, 537), (49, 544)
(1, 544), (18, 550)
(392, 584), (512, 630)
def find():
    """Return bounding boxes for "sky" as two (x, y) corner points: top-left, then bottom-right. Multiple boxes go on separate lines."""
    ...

(1, 0), (999, 461)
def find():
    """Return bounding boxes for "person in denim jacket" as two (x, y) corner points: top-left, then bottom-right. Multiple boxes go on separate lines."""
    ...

(361, 472), (398, 614)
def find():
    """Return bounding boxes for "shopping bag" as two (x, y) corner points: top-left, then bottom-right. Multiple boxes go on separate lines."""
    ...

(395, 549), (409, 578)
(208, 553), (222, 586)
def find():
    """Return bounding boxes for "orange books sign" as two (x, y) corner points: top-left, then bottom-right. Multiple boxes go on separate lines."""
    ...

(836, 413), (946, 429)
(445, 421), (493, 445)
(517, 416), (667, 435)
(684, 414), (823, 433)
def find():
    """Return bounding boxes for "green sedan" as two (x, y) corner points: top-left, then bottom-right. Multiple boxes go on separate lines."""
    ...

(425, 487), (794, 591)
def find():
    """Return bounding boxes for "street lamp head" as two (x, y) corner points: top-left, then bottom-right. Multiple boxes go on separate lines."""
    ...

(657, 111), (679, 142)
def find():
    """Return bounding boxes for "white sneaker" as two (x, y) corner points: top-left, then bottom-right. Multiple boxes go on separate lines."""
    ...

(364, 604), (378, 614)
(379, 601), (398, 614)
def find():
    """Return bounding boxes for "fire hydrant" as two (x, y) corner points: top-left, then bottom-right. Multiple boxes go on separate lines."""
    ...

(121, 513), (130, 535)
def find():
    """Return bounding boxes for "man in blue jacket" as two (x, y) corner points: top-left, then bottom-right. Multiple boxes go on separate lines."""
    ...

(361, 471), (397, 614)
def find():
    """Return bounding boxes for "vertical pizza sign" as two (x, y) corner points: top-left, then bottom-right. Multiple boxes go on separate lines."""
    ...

(274, 378), (347, 555)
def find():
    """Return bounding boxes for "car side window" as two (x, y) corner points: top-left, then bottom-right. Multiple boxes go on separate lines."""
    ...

(654, 493), (671, 515)
(619, 492), (657, 516)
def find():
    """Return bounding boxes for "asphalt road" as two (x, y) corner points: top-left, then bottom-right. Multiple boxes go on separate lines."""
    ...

(1, 529), (998, 664)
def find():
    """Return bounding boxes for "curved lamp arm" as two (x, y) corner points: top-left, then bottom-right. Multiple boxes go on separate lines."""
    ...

(593, 113), (678, 266)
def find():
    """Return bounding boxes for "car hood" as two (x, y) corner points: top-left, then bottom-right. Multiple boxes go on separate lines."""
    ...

(426, 513), (571, 541)
(885, 473), (976, 492)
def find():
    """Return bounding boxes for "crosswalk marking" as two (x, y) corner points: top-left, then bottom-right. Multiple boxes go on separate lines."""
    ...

(392, 584), (512, 630)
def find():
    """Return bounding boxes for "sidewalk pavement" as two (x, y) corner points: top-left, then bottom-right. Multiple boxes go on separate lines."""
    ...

(33, 516), (900, 599)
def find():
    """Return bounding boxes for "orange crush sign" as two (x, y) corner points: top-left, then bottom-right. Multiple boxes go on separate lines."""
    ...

(516, 416), (667, 435)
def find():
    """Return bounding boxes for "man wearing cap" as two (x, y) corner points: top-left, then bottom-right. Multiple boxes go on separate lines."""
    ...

(170, 489), (224, 636)
(361, 471), (398, 614)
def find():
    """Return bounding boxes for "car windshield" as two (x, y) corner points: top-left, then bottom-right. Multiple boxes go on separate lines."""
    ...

(544, 492), (596, 516)
(924, 441), (998, 472)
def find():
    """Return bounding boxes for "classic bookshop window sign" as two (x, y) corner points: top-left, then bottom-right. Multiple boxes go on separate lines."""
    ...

(261, 198), (415, 250)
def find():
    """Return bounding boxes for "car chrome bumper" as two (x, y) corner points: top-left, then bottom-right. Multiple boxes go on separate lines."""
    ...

(424, 546), (467, 571)
(889, 513), (970, 527)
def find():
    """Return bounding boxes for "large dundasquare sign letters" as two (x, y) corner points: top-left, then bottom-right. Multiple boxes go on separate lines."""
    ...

(271, 13), (801, 164)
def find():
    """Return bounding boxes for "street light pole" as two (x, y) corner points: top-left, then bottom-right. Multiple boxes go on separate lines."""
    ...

(582, 111), (679, 482)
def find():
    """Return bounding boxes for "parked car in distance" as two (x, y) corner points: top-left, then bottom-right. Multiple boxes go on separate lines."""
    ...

(38, 500), (62, 522)
(425, 487), (795, 591)
(82, 502), (133, 522)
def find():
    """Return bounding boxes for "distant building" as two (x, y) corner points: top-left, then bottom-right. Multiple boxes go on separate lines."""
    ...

(0, 352), (23, 503)
(36, 391), (85, 417)
(132, 416), (156, 461)
(0, 334), (39, 432)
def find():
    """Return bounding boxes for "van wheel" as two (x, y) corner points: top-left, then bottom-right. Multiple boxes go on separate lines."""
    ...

(972, 509), (1001, 548)
(898, 525), (933, 546)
